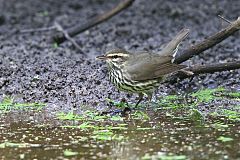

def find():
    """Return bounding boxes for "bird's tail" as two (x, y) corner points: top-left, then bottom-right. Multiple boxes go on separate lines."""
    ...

(160, 28), (190, 58)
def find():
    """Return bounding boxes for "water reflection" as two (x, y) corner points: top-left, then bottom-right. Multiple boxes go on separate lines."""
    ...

(0, 110), (239, 160)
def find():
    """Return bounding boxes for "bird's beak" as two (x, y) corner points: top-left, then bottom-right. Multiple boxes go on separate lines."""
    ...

(96, 55), (107, 60)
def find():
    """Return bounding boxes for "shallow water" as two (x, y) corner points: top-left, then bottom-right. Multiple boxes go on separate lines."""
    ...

(0, 109), (239, 160)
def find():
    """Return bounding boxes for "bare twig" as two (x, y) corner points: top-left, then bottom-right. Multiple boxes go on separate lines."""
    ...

(218, 15), (232, 24)
(166, 61), (240, 83)
(54, 22), (83, 53)
(175, 17), (240, 64)
(19, 26), (56, 33)
(51, 0), (135, 44)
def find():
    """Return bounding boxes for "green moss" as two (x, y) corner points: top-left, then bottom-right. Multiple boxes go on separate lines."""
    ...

(57, 111), (111, 121)
(63, 150), (78, 156)
(0, 142), (40, 148)
(191, 89), (216, 102)
(222, 109), (240, 121)
(229, 92), (240, 98)
(0, 97), (45, 112)
(110, 115), (124, 121)
(188, 109), (205, 122)
(57, 111), (128, 141)
(163, 95), (179, 101)
(38, 11), (49, 17)
(91, 130), (124, 141)
(131, 111), (150, 120)
(53, 42), (58, 48)
(158, 94), (184, 109)
(217, 136), (233, 142)
(105, 98), (128, 108)
(141, 153), (187, 160)
(191, 87), (227, 103)
(210, 123), (229, 129)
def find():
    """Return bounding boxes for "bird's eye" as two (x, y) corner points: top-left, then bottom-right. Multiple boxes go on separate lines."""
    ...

(112, 55), (119, 58)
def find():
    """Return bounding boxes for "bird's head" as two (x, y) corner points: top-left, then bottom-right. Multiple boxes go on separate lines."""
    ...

(96, 49), (131, 69)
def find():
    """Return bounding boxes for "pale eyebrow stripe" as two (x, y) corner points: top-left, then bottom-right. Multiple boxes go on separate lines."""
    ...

(107, 53), (129, 57)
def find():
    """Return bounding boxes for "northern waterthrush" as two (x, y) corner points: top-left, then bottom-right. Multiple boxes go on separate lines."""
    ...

(96, 29), (189, 107)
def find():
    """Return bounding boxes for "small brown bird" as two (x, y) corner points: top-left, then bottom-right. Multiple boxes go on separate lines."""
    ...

(96, 29), (189, 107)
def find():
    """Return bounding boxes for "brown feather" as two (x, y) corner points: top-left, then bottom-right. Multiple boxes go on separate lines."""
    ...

(124, 53), (186, 81)
(126, 63), (185, 81)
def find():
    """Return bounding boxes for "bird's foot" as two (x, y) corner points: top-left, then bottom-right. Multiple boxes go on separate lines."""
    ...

(99, 107), (132, 117)
(101, 98), (131, 117)
(121, 107), (132, 117)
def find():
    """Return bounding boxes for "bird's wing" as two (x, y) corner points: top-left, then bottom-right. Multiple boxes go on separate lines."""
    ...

(124, 54), (185, 81)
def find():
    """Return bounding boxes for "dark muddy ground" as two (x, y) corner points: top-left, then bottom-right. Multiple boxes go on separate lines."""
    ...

(0, 0), (240, 159)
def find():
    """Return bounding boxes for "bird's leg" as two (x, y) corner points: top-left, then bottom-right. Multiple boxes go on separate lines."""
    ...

(152, 89), (158, 102)
(135, 93), (144, 107)
(122, 93), (144, 117)
(146, 92), (153, 108)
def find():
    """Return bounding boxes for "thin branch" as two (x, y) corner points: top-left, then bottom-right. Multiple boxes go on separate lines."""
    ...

(218, 15), (232, 24)
(19, 26), (56, 33)
(51, 0), (135, 44)
(175, 17), (240, 64)
(54, 22), (83, 53)
(166, 61), (240, 83)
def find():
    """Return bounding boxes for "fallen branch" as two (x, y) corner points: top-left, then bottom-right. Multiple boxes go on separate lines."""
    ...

(166, 61), (240, 83)
(175, 17), (240, 64)
(51, 0), (135, 44)
(188, 61), (240, 74)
